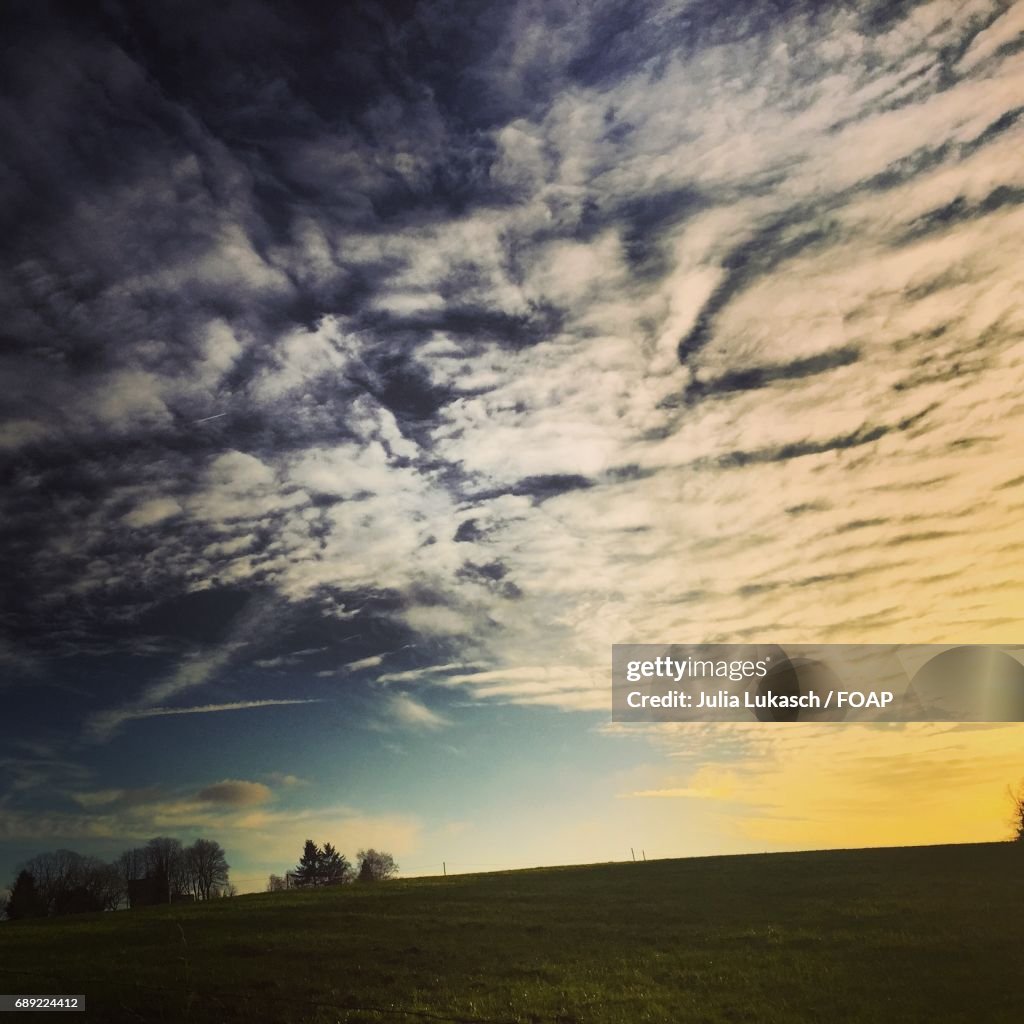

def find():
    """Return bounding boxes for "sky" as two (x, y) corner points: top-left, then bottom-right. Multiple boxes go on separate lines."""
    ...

(2, 0), (1024, 894)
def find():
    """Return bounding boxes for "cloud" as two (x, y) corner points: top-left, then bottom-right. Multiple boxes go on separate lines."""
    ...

(629, 768), (743, 802)
(196, 780), (273, 807)
(123, 498), (183, 528)
(266, 773), (307, 788)
(343, 654), (385, 672)
(9, 0), (1024, 684)
(617, 720), (1024, 850)
(4, 1), (1024, 835)
(0, 753), (92, 794)
(85, 699), (323, 744)
(386, 694), (452, 731)
(0, 794), (423, 877)
(69, 789), (127, 808)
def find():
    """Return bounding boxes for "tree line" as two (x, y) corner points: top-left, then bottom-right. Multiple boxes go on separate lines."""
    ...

(266, 841), (397, 891)
(4, 836), (230, 920)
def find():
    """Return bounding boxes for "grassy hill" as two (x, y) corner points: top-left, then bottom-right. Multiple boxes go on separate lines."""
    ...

(1, 842), (1023, 1023)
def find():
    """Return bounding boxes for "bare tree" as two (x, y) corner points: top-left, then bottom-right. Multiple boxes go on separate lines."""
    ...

(15, 851), (121, 915)
(21, 850), (78, 913)
(266, 874), (287, 892)
(116, 846), (147, 893)
(85, 859), (123, 911)
(145, 837), (186, 903)
(1010, 782), (1024, 841)
(184, 839), (230, 900)
(356, 849), (398, 882)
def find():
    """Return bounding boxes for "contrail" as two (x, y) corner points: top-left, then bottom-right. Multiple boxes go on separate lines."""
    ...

(193, 412), (228, 424)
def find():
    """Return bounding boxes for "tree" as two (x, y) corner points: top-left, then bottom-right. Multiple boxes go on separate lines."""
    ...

(1011, 782), (1024, 841)
(356, 849), (398, 882)
(115, 847), (147, 908)
(117, 846), (147, 884)
(5, 870), (45, 920)
(293, 839), (323, 888)
(320, 843), (353, 886)
(17, 850), (121, 915)
(50, 857), (120, 914)
(145, 837), (186, 903)
(90, 861), (124, 911)
(184, 839), (230, 901)
(266, 874), (287, 892)
(20, 850), (77, 914)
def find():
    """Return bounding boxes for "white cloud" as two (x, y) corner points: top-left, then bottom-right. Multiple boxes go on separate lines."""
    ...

(85, 699), (322, 743)
(254, 316), (358, 399)
(386, 694), (451, 731)
(123, 497), (182, 528)
(93, 370), (171, 427)
(344, 654), (385, 672)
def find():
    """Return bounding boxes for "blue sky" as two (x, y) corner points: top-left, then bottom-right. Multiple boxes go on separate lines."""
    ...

(3, 0), (1024, 893)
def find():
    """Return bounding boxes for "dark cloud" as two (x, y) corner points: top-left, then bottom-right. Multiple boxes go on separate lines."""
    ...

(707, 403), (938, 469)
(785, 501), (831, 516)
(833, 517), (890, 534)
(453, 519), (485, 543)
(510, 474), (595, 501)
(897, 185), (1024, 243)
(1, 0), (1022, 794)
(675, 346), (861, 404)
(196, 779), (272, 807)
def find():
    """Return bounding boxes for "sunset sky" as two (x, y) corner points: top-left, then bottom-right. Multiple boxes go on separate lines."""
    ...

(2, 0), (1024, 894)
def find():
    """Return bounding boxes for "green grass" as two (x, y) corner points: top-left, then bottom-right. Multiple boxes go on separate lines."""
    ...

(2, 842), (1023, 1023)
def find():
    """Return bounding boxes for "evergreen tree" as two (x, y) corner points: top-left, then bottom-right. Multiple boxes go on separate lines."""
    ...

(320, 843), (352, 886)
(293, 839), (323, 888)
(5, 870), (45, 920)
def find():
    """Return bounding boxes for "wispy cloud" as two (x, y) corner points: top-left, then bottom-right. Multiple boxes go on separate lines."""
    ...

(84, 700), (323, 743)
(385, 694), (452, 732)
(7, 0), (1024, 709)
(4, 0), (1024, 869)
(197, 780), (273, 807)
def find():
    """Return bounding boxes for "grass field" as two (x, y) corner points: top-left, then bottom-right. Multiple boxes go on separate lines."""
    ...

(2, 842), (1023, 1023)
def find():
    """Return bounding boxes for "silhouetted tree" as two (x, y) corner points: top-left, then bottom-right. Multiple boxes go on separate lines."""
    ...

(266, 874), (287, 892)
(293, 839), (323, 888)
(53, 884), (104, 915)
(18, 850), (121, 915)
(20, 850), (77, 914)
(320, 843), (353, 886)
(1011, 783), (1024, 841)
(145, 837), (186, 903)
(67, 858), (121, 912)
(117, 846), (147, 884)
(356, 849), (398, 882)
(5, 870), (45, 920)
(184, 839), (230, 900)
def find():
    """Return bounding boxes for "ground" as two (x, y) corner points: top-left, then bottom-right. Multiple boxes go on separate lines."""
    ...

(1, 842), (1023, 1022)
